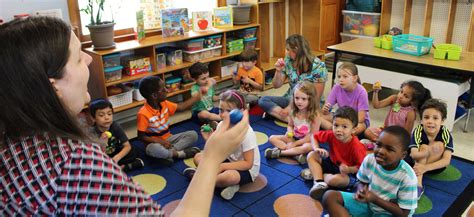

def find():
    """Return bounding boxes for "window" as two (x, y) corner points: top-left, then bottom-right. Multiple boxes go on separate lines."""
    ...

(69, 0), (217, 42)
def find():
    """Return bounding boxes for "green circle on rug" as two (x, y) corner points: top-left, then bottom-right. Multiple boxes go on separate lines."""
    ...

(184, 158), (196, 168)
(415, 195), (432, 214)
(132, 174), (166, 195)
(274, 120), (288, 128)
(426, 165), (461, 181)
(255, 131), (269, 145)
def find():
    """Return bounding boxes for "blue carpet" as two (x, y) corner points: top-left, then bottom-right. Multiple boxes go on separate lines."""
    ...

(127, 115), (473, 216)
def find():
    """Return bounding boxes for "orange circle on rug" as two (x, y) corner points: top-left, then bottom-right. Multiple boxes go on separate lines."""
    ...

(274, 194), (323, 216)
(184, 158), (197, 168)
(274, 120), (288, 128)
(162, 199), (181, 214)
(240, 174), (268, 193)
(277, 157), (299, 165)
(255, 131), (269, 145)
(132, 174), (166, 195)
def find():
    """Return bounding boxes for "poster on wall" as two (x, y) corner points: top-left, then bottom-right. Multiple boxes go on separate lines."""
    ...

(139, 0), (170, 30)
(192, 11), (213, 32)
(161, 8), (189, 37)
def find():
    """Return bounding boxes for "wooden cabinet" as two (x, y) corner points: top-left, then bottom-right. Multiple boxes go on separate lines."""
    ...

(84, 24), (260, 112)
(318, 0), (342, 50)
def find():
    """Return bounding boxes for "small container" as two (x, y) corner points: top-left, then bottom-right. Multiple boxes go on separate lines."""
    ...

(227, 45), (244, 53)
(243, 37), (257, 50)
(342, 10), (381, 37)
(108, 86), (133, 108)
(104, 66), (123, 82)
(156, 53), (166, 69)
(183, 38), (204, 51)
(237, 27), (257, 39)
(183, 46), (222, 62)
(211, 47), (222, 57)
(203, 35), (223, 48)
(167, 50), (183, 66)
(374, 37), (381, 48)
(392, 34), (433, 56)
(227, 38), (244, 47)
(133, 88), (145, 101)
(121, 56), (152, 76)
(433, 44), (462, 60)
(103, 53), (121, 68)
(165, 76), (182, 92)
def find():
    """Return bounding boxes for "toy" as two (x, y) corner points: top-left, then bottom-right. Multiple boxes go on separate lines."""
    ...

(104, 131), (112, 138)
(287, 131), (294, 138)
(388, 27), (402, 36)
(201, 124), (212, 132)
(363, 24), (378, 37)
(229, 109), (243, 125)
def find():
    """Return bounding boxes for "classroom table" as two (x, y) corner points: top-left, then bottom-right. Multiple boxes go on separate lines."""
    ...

(327, 38), (474, 132)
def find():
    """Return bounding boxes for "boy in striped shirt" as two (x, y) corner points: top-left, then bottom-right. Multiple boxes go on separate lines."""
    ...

(323, 126), (418, 216)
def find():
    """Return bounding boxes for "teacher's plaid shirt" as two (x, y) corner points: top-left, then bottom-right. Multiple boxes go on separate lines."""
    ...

(1, 133), (164, 216)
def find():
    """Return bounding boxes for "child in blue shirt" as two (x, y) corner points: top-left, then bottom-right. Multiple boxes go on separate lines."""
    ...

(323, 126), (418, 217)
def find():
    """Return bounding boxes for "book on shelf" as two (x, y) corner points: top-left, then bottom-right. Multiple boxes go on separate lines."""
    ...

(192, 11), (213, 32)
(213, 7), (233, 28)
(136, 10), (146, 41)
(160, 8), (190, 37)
(139, 0), (171, 30)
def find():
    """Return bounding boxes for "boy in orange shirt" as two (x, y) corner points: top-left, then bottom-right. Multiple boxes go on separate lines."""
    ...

(233, 48), (263, 106)
(137, 76), (201, 163)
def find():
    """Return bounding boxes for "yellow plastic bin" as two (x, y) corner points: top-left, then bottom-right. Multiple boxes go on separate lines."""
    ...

(381, 35), (392, 50)
(434, 44), (462, 60)
(374, 37), (382, 48)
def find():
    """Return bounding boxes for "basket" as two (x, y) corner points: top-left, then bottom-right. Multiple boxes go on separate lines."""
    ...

(392, 34), (433, 56)
(433, 44), (462, 60)
(109, 88), (133, 108)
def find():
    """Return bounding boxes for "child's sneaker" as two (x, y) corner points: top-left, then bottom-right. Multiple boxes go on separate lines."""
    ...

(309, 181), (328, 200)
(221, 185), (240, 200)
(294, 154), (307, 164)
(300, 168), (313, 180)
(264, 147), (281, 159)
(360, 139), (375, 150)
(417, 186), (425, 200)
(183, 167), (197, 180)
(183, 147), (201, 158)
(124, 158), (145, 171)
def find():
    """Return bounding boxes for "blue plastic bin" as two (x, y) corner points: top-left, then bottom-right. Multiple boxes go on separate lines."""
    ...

(392, 34), (433, 56)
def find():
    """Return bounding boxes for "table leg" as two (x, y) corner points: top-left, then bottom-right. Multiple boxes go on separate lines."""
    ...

(464, 75), (474, 132)
(332, 51), (339, 86)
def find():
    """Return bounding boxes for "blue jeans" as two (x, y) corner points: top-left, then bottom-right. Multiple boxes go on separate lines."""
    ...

(146, 131), (198, 159)
(258, 95), (290, 114)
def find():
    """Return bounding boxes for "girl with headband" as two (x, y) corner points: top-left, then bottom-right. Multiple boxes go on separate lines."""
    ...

(182, 90), (261, 201)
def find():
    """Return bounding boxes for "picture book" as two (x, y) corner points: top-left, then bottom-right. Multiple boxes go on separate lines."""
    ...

(139, 0), (171, 29)
(192, 11), (213, 32)
(161, 8), (189, 37)
(136, 10), (146, 41)
(213, 7), (233, 28)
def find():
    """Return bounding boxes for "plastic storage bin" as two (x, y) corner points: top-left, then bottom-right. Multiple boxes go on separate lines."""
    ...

(108, 86), (133, 108)
(221, 60), (239, 77)
(433, 44), (462, 60)
(227, 39), (244, 53)
(243, 37), (257, 50)
(183, 38), (204, 51)
(157, 47), (183, 66)
(121, 56), (151, 76)
(204, 35), (222, 48)
(165, 76), (182, 92)
(340, 32), (373, 43)
(103, 53), (121, 68)
(237, 27), (257, 39)
(392, 34), (433, 56)
(374, 35), (392, 50)
(156, 53), (166, 69)
(104, 66), (123, 82)
(342, 10), (381, 37)
(183, 46), (222, 62)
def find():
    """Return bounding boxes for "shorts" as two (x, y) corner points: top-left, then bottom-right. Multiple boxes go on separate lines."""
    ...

(340, 191), (393, 217)
(223, 159), (254, 185)
(322, 157), (358, 189)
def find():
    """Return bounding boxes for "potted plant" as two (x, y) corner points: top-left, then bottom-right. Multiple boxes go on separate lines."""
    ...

(81, 0), (116, 49)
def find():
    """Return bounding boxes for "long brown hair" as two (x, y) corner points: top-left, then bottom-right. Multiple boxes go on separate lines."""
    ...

(290, 81), (320, 123)
(286, 34), (315, 74)
(0, 16), (88, 143)
(337, 62), (361, 83)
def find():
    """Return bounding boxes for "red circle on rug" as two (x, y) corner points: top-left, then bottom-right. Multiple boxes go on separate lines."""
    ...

(274, 194), (323, 216)
(239, 174), (268, 193)
(162, 199), (180, 214)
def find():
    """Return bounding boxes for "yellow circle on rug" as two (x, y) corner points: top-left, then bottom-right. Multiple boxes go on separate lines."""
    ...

(163, 199), (181, 214)
(132, 174), (166, 195)
(274, 120), (288, 128)
(274, 194), (323, 216)
(255, 131), (269, 145)
(184, 158), (197, 168)
(240, 174), (268, 193)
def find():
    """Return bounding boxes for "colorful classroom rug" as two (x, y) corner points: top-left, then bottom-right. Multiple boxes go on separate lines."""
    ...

(127, 115), (473, 216)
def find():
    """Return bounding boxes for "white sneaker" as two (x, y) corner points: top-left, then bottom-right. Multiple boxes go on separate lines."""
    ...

(300, 168), (313, 180)
(294, 154), (307, 164)
(221, 185), (240, 200)
(309, 182), (328, 200)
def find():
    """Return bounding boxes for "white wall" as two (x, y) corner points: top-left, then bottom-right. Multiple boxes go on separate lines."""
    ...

(0, 0), (70, 22)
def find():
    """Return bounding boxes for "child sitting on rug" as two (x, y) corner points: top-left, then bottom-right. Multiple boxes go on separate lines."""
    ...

(89, 98), (144, 171)
(137, 76), (201, 163)
(362, 80), (431, 149)
(189, 62), (221, 123)
(408, 98), (453, 200)
(264, 81), (322, 164)
(305, 106), (366, 200)
(183, 90), (260, 200)
(323, 126), (418, 216)
(233, 48), (263, 106)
